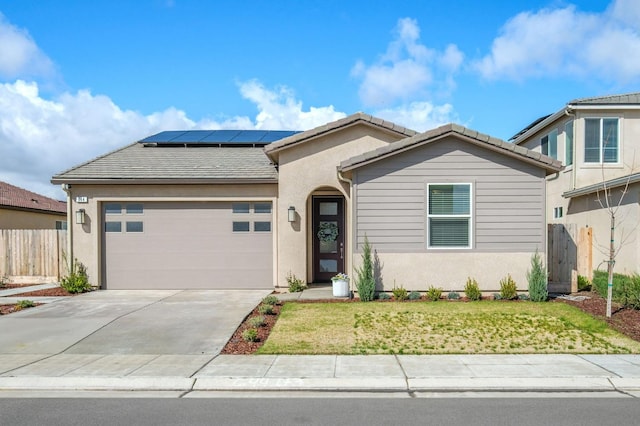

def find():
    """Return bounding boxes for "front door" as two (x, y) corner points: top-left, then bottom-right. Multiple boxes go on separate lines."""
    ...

(312, 196), (345, 282)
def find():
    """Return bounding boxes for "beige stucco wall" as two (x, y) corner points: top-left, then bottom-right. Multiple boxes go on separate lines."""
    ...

(0, 208), (66, 229)
(65, 183), (277, 288)
(274, 124), (406, 287)
(352, 252), (539, 293)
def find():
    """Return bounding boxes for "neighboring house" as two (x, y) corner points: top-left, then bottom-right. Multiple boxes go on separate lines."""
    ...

(51, 114), (561, 292)
(512, 92), (640, 278)
(0, 180), (67, 229)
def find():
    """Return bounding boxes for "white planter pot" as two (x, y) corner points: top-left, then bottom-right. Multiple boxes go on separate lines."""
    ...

(332, 279), (349, 297)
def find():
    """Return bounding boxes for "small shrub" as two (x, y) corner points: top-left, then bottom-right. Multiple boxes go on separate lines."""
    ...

(527, 250), (548, 302)
(377, 292), (391, 300)
(408, 291), (421, 300)
(262, 295), (279, 306)
(493, 293), (502, 300)
(60, 259), (92, 294)
(499, 274), (518, 300)
(249, 315), (266, 328)
(355, 236), (376, 302)
(621, 274), (640, 310)
(392, 282), (408, 301)
(577, 275), (591, 292)
(447, 291), (460, 300)
(425, 286), (442, 302)
(14, 300), (35, 310)
(0, 275), (7, 288)
(258, 304), (273, 315)
(286, 271), (307, 293)
(464, 277), (482, 301)
(518, 293), (530, 301)
(242, 328), (259, 342)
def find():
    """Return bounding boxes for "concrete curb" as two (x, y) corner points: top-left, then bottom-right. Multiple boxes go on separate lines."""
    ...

(193, 377), (408, 391)
(0, 377), (195, 391)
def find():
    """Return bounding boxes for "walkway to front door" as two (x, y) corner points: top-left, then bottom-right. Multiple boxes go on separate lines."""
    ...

(312, 196), (345, 283)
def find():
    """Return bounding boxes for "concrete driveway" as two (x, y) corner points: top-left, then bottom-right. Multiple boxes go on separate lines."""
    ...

(0, 290), (269, 377)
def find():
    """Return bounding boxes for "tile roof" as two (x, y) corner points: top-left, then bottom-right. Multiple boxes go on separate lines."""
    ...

(0, 181), (66, 214)
(52, 143), (278, 183)
(569, 92), (640, 105)
(264, 112), (418, 158)
(339, 123), (563, 174)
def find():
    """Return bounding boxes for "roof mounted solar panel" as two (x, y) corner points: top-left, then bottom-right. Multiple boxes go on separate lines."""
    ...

(139, 129), (302, 147)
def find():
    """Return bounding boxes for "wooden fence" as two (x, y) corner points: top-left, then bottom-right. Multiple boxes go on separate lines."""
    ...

(0, 229), (67, 283)
(547, 224), (592, 293)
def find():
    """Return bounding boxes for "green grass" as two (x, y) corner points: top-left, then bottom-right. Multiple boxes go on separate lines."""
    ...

(258, 301), (640, 355)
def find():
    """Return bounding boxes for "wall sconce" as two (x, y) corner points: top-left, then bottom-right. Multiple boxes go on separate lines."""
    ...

(288, 206), (296, 222)
(75, 209), (86, 224)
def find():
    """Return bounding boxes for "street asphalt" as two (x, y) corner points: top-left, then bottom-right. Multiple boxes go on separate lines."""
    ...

(1, 286), (640, 397)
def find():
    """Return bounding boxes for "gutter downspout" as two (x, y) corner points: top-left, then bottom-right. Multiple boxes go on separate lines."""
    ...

(337, 169), (354, 296)
(61, 184), (73, 275)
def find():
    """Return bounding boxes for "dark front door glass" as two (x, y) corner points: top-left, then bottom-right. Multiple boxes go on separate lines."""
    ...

(313, 197), (345, 282)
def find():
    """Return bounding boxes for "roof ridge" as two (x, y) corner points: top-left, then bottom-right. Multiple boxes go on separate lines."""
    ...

(569, 91), (640, 104)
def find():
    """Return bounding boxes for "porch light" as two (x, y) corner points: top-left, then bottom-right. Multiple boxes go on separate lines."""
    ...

(288, 206), (296, 222)
(75, 209), (86, 224)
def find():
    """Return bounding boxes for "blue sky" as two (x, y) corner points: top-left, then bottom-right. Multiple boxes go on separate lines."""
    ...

(1, 0), (640, 198)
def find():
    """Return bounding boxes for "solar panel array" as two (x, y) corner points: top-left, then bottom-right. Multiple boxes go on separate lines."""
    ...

(139, 130), (301, 146)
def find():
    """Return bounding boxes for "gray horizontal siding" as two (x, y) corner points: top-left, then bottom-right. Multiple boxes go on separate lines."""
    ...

(353, 137), (545, 252)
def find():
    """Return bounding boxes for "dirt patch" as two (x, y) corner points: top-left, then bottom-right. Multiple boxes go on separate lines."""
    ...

(221, 302), (282, 355)
(10, 287), (73, 297)
(0, 284), (74, 316)
(0, 303), (42, 315)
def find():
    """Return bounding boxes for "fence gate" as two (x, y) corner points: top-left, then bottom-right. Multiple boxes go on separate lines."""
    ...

(0, 229), (67, 283)
(547, 224), (592, 293)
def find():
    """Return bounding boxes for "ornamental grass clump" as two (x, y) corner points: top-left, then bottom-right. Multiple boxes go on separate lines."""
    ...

(464, 277), (482, 301)
(392, 282), (408, 301)
(286, 271), (307, 293)
(425, 286), (442, 302)
(355, 236), (375, 302)
(242, 328), (258, 342)
(527, 250), (548, 302)
(499, 274), (518, 300)
(262, 295), (279, 306)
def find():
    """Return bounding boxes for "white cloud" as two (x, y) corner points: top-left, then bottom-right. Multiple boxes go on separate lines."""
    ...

(238, 80), (346, 130)
(374, 102), (457, 132)
(352, 18), (463, 107)
(0, 79), (348, 199)
(0, 13), (54, 79)
(474, 1), (640, 82)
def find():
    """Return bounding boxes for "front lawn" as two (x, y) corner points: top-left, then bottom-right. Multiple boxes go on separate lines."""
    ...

(258, 301), (640, 355)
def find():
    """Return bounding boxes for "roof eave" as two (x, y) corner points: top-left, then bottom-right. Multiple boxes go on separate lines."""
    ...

(562, 173), (640, 198)
(512, 109), (567, 145)
(50, 177), (278, 185)
(0, 204), (66, 216)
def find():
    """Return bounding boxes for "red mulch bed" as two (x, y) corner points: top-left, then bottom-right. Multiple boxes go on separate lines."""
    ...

(221, 292), (640, 355)
(0, 284), (74, 316)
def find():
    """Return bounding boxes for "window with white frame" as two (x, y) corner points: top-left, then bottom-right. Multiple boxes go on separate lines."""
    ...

(427, 183), (471, 248)
(565, 121), (573, 166)
(585, 118), (619, 163)
(553, 207), (563, 219)
(541, 129), (558, 159)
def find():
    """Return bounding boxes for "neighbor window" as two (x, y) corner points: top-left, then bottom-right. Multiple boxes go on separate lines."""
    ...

(554, 207), (563, 219)
(541, 129), (558, 159)
(428, 183), (471, 248)
(565, 121), (573, 166)
(55, 221), (67, 230)
(585, 118), (619, 163)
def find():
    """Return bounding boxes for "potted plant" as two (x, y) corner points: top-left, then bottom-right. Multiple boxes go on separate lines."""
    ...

(331, 272), (350, 297)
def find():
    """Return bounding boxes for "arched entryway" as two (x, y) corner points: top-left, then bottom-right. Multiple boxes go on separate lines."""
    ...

(309, 191), (347, 283)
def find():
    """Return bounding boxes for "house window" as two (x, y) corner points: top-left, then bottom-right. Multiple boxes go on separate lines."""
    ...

(541, 129), (558, 159)
(565, 121), (573, 166)
(427, 183), (471, 248)
(55, 221), (67, 230)
(554, 207), (563, 219)
(585, 118), (619, 163)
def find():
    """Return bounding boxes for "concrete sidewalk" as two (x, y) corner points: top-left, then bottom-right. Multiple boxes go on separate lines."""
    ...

(1, 354), (639, 396)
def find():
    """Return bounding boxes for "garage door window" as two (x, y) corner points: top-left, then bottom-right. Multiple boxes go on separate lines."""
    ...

(126, 203), (144, 214)
(232, 203), (250, 213)
(126, 221), (144, 233)
(254, 203), (272, 214)
(233, 221), (250, 232)
(105, 222), (122, 232)
(254, 221), (271, 232)
(105, 203), (122, 214)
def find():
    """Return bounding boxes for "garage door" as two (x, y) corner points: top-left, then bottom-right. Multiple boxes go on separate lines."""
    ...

(102, 201), (273, 289)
